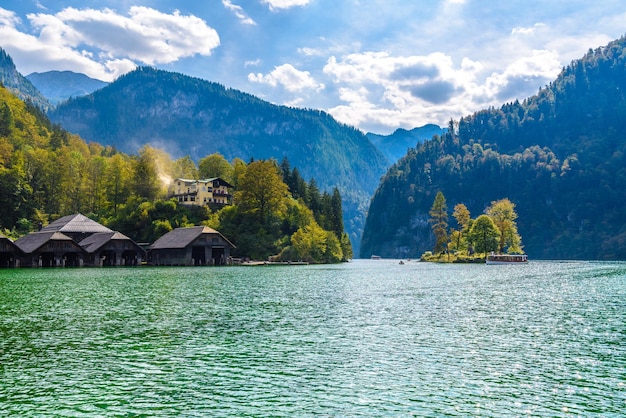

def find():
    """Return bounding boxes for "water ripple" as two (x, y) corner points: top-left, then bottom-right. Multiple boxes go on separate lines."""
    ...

(1, 261), (625, 416)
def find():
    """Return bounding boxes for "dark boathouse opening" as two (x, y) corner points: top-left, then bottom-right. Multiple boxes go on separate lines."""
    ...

(192, 246), (206, 265)
(0, 253), (15, 267)
(63, 252), (80, 267)
(213, 247), (226, 265)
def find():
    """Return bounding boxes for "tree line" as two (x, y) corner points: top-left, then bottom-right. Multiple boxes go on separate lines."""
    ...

(425, 191), (523, 261)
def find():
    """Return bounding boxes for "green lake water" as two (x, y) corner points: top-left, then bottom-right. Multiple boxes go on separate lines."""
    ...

(1, 260), (624, 416)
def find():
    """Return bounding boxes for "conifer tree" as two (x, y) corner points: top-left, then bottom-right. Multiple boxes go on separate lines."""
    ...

(0, 102), (13, 137)
(330, 187), (344, 239)
(429, 191), (448, 254)
(291, 167), (307, 201)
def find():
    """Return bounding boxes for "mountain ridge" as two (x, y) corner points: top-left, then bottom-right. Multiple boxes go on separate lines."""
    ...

(0, 48), (49, 109)
(48, 66), (390, 255)
(366, 124), (446, 164)
(26, 70), (108, 105)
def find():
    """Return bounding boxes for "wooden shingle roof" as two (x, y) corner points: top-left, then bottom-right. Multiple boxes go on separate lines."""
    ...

(149, 226), (235, 250)
(79, 231), (142, 254)
(41, 214), (112, 235)
(14, 231), (77, 254)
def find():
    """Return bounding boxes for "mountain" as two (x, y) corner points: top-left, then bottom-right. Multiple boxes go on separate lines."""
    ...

(361, 35), (626, 260)
(26, 71), (108, 105)
(48, 67), (389, 254)
(0, 48), (49, 109)
(366, 124), (445, 164)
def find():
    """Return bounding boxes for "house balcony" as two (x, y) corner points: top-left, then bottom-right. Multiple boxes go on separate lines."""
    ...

(173, 192), (198, 203)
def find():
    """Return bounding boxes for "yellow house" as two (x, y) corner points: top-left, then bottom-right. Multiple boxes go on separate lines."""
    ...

(171, 178), (233, 207)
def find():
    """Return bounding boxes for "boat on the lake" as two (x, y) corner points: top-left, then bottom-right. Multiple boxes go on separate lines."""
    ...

(485, 253), (528, 265)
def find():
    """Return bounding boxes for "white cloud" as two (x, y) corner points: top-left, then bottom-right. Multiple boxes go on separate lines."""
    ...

(298, 47), (323, 57)
(321, 51), (482, 132)
(248, 63), (324, 92)
(0, 7), (21, 27)
(484, 49), (562, 101)
(323, 51), (474, 104)
(512, 23), (547, 36)
(320, 47), (564, 133)
(222, 0), (256, 25)
(0, 6), (219, 81)
(261, 0), (312, 12)
(50, 7), (220, 63)
(245, 58), (262, 67)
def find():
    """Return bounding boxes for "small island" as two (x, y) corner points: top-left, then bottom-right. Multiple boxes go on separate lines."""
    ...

(420, 191), (525, 263)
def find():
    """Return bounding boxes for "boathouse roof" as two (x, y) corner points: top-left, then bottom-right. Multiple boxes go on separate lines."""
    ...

(149, 226), (235, 250)
(41, 214), (113, 235)
(14, 231), (78, 254)
(79, 231), (141, 253)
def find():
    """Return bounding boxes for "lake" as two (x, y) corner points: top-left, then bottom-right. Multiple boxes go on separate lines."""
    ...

(0, 260), (624, 416)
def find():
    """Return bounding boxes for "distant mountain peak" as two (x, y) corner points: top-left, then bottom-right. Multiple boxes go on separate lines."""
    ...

(366, 124), (445, 163)
(26, 70), (108, 105)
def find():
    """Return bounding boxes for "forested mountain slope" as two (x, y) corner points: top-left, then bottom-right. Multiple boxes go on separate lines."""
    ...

(0, 48), (49, 109)
(361, 36), (626, 260)
(48, 67), (389, 253)
(0, 83), (78, 229)
(0, 84), (354, 263)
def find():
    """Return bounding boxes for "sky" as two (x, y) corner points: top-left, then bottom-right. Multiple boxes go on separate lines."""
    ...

(0, 0), (625, 134)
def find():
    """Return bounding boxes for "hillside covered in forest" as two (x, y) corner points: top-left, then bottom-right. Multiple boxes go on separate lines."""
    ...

(361, 36), (626, 260)
(47, 67), (388, 253)
(0, 83), (352, 263)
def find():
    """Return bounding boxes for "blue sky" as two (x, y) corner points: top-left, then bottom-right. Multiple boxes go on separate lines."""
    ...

(1, 0), (625, 134)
